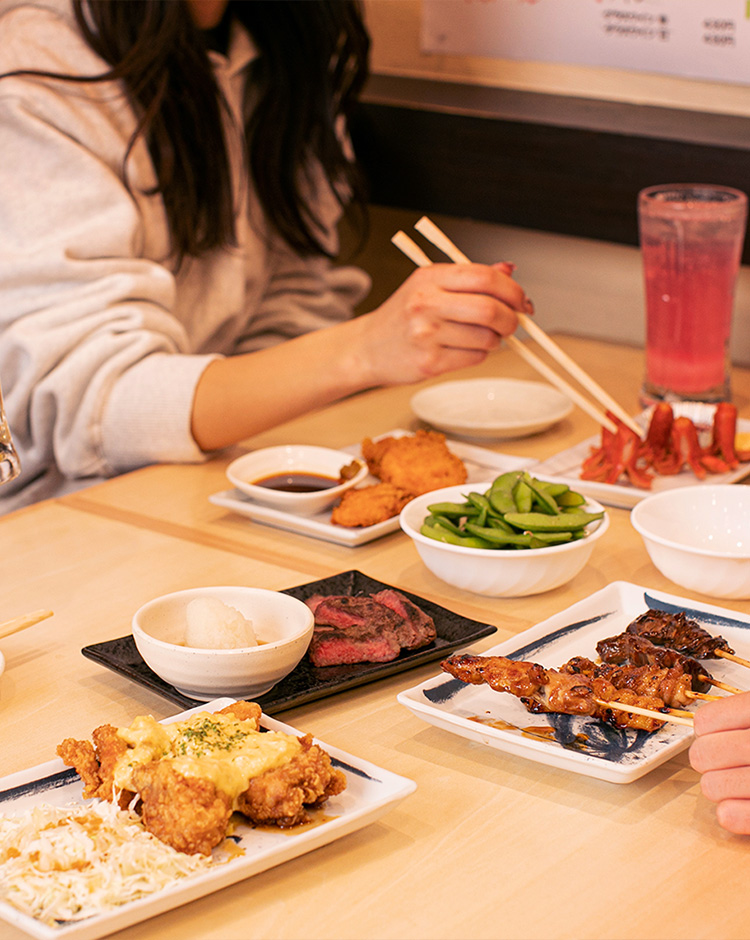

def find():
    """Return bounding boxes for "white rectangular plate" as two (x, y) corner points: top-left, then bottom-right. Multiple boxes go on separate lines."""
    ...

(0, 700), (416, 940)
(210, 432), (533, 546)
(531, 408), (750, 509)
(397, 582), (750, 784)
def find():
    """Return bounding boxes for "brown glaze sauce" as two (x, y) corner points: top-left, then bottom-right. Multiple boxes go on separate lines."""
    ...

(468, 714), (589, 745)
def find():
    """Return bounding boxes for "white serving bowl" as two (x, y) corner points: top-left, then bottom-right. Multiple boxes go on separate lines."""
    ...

(399, 483), (609, 597)
(132, 586), (315, 701)
(226, 445), (368, 515)
(410, 378), (573, 440)
(631, 484), (750, 599)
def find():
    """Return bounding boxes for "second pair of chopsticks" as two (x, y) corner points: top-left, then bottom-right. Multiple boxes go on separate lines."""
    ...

(0, 608), (53, 640)
(392, 217), (642, 438)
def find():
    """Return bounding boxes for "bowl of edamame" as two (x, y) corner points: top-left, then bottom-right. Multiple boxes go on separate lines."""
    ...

(399, 471), (609, 597)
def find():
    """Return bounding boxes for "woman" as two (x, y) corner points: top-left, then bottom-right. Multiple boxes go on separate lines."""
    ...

(0, 0), (529, 511)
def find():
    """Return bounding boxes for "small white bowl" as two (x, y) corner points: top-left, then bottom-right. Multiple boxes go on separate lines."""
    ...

(132, 586), (315, 701)
(399, 483), (609, 597)
(226, 445), (368, 515)
(410, 378), (573, 440)
(631, 485), (750, 599)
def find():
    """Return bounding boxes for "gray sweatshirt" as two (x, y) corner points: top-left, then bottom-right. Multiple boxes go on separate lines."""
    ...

(0, 0), (370, 511)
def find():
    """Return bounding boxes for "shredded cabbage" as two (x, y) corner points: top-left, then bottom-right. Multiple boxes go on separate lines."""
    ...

(0, 801), (211, 925)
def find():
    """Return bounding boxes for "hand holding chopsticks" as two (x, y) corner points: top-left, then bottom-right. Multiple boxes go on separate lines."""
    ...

(0, 608), (53, 640)
(393, 217), (642, 438)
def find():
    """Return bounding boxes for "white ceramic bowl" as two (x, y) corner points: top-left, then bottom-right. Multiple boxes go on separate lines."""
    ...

(410, 378), (573, 440)
(132, 586), (315, 701)
(630, 485), (750, 599)
(399, 483), (609, 597)
(226, 445), (368, 515)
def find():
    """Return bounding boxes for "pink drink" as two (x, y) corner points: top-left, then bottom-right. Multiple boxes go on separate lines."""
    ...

(639, 185), (747, 404)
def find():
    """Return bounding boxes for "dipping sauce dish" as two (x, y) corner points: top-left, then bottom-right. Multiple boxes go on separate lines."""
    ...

(226, 445), (368, 515)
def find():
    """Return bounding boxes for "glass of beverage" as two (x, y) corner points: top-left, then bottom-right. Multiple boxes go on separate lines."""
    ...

(0, 380), (20, 485)
(638, 183), (747, 406)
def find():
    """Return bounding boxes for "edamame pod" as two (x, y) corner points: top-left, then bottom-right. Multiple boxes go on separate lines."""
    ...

(504, 510), (604, 532)
(512, 478), (533, 513)
(426, 501), (473, 518)
(521, 472), (560, 515)
(420, 522), (494, 548)
(464, 522), (535, 546)
(556, 490), (586, 507)
(488, 471), (520, 514)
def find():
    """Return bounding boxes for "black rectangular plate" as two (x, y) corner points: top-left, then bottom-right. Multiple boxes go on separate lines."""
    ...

(81, 570), (496, 714)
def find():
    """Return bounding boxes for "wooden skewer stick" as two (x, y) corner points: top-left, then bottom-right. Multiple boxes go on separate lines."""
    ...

(390, 231), (618, 433)
(716, 649), (750, 670)
(702, 675), (744, 694)
(686, 690), (723, 702)
(413, 215), (644, 438)
(0, 609), (53, 640)
(594, 698), (694, 727)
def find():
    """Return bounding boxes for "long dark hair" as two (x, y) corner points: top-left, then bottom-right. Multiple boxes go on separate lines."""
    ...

(14, 0), (370, 261)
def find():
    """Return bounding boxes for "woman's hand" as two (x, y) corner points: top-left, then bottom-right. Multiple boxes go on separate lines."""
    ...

(352, 262), (531, 388)
(689, 692), (750, 834)
(191, 260), (531, 451)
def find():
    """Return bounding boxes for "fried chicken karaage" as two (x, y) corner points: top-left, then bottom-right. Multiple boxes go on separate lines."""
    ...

(330, 482), (413, 528)
(330, 431), (467, 527)
(57, 701), (346, 855)
(362, 430), (467, 496)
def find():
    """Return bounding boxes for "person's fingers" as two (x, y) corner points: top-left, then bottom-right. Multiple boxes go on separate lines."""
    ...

(693, 692), (750, 736)
(715, 798), (750, 835)
(689, 728), (750, 773)
(409, 263), (531, 315)
(699, 766), (750, 804)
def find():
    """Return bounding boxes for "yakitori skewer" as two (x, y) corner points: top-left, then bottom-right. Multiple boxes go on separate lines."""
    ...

(595, 630), (743, 696)
(391, 230), (618, 434)
(411, 215), (643, 438)
(0, 608), (53, 639)
(442, 653), (694, 733)
(627, 609), (750, 671)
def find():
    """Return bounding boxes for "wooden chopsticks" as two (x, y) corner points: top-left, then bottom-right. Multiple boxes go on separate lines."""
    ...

(392, 217), (643, 438)
(0, 608), (53, 640)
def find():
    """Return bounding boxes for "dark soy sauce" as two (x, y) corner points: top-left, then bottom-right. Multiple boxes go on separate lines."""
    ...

(253, 472), (340, 493)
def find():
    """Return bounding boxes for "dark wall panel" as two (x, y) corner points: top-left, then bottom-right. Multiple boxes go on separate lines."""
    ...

(351, 100), (750, 263)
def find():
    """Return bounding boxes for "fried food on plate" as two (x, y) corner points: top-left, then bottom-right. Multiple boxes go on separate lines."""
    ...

(362, 430), (467, 496)
(331, 481), (412, 527)
(57, 701), (346, 855)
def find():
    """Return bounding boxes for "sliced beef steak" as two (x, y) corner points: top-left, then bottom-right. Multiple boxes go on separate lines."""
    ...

(312, 595), (402, 634)
(308, 627), (401, 667)
(306, 590), (438, 667)
(371, 588), (437, 650)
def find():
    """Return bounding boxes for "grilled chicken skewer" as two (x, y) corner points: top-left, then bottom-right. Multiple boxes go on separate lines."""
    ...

(559, 656), (693, 710)
(626, 609), (750, 669)
(442, 654), (692, 732)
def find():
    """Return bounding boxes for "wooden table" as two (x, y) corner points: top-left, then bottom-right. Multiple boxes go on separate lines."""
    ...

(3, 335), (750, 940)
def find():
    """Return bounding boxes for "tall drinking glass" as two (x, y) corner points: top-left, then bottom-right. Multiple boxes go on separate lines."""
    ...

(638, 183), (747, 406)
(0, 381), (20, 484)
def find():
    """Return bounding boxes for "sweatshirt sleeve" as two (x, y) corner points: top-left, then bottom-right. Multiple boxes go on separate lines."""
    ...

(0, 9), (217, 487)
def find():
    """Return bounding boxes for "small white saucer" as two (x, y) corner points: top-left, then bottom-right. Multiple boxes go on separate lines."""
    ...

(410, 378), (573, 440)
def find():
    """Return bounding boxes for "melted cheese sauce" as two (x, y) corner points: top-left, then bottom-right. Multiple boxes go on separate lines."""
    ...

(114, 712), (302, 804)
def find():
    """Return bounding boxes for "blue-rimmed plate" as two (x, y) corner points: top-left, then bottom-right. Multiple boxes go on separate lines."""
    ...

(0, 699), (416, 940)
(397, 581), (750, 784)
